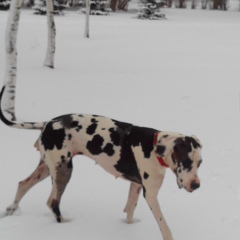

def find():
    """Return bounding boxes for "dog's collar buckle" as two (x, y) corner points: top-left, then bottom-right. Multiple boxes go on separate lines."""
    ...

(154, 132), (169, 168)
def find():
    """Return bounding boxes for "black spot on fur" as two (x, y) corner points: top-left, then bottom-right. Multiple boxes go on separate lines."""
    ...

(86, 123), (98, 135)
(109, 128), (121, 146)
(71, 121), (79, 128)
(61, 155), (66, 162)
(91, 118), (98, 123)
(53, 114), (80, 129)
(173, 137), (196, 172)
(198, 160), (202, 168)
(41, 122), (66, 151)
(68, 134), (72, 140)
(67, 159), (73, 169)
(112, 120), (132, 135)
(186, 136), (201, 149)
(103, 143), (115, 156)
(156, 145), (166, 156)
(55, 115), (72, 128)
(113, 120), (157, 184)
(86, 134), (104, 155)
(86, 134), (115, 157)
(51, 200), (61, 222)
(182, 158), (193, 171)
(143, 186), (146, 198)
(75, 125), (82, 132)
(129, 126), (157, 158)
(171, 153), (176, 164)
(143, 172), (149, 179)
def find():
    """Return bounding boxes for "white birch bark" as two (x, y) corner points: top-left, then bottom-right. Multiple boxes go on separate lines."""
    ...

(44, 0), (56, 68)
(3, 0), (24, 121)
(84, 0), (90, 38)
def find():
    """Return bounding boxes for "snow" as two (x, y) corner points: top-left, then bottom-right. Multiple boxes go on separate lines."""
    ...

(0, 8), (240, 240)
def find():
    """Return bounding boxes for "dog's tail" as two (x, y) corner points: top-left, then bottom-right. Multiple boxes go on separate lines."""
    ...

(0, 86), (45, 130)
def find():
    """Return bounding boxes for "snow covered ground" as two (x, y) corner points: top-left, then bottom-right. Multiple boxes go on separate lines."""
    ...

(0, 7), (240, 240)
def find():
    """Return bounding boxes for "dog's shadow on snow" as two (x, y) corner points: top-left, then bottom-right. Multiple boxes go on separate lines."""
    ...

(0, 211), (8, 219)
(43, 212), (74, 223)
(0, 207), (22, 219)
(119, 218), (141, 224)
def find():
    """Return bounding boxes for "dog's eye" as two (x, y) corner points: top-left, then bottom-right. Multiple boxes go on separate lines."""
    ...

(182, 158), (192, 169)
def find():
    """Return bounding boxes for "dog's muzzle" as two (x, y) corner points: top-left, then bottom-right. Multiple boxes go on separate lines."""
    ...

(177, 176), (200, 192)
(190, 181), (200, 191)
(185, 180), (200, 192)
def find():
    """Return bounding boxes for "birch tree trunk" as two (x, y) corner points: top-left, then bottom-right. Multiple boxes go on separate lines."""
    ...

(44, 0), (56, 68)
(84, 0), (90, 38)
(3, 0), (24, 121)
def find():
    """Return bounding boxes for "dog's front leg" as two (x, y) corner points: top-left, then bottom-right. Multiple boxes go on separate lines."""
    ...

(124, 182), (142, 223)
(143, 177), (174, 240)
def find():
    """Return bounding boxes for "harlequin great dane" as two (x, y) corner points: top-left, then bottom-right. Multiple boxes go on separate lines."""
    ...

(0, 86), (202, 240)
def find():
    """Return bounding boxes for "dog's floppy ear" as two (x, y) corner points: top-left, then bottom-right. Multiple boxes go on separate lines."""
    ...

(191, 135), (202, 148)
(155, 134), (178, 158)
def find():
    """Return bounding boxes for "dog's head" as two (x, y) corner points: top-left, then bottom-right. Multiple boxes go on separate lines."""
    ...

(155, 133), (202, 192)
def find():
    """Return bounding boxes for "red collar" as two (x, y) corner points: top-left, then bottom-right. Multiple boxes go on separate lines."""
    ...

(154, 132), (169, 168)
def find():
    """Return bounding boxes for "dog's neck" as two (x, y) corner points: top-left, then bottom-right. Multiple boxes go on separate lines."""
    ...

(157, 155), (169, 168)
(153, 132), (169, 168)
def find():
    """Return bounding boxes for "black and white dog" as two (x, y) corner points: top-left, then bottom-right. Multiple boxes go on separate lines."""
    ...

(0, 86), (202, 240)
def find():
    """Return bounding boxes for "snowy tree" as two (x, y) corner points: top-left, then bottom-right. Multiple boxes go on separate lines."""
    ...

(211, 0), (228, 10)
(84, 0), (90, 37)
(3, 0), (56, 120)
(0, 0), (11, 10)
(33, 0), (68, 15)
(3, 0), (24, 121)
(44, 0), (56, 68)
(191, 0), (197, 8)
(110, 0), (130, 11)
(137, 0), (166, 20)
(174, 0), (186, 8)
(201, 0), (208, 9)
(81, 0), (111, 15)
(166, 0), (172, 7)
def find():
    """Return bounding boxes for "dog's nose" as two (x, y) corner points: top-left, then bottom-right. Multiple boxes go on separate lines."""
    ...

(191, 181), (200, 190)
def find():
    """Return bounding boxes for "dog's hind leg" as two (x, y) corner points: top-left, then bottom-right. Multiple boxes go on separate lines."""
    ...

(124, 182), (142, 223)
(46, 158), (73, 223)
(6, 160), (49, 215)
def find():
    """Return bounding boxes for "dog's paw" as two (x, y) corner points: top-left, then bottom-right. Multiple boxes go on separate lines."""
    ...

(126, 216), (134, 224)
(56, 215), (66, 223)
(6, 204), (18, 215)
